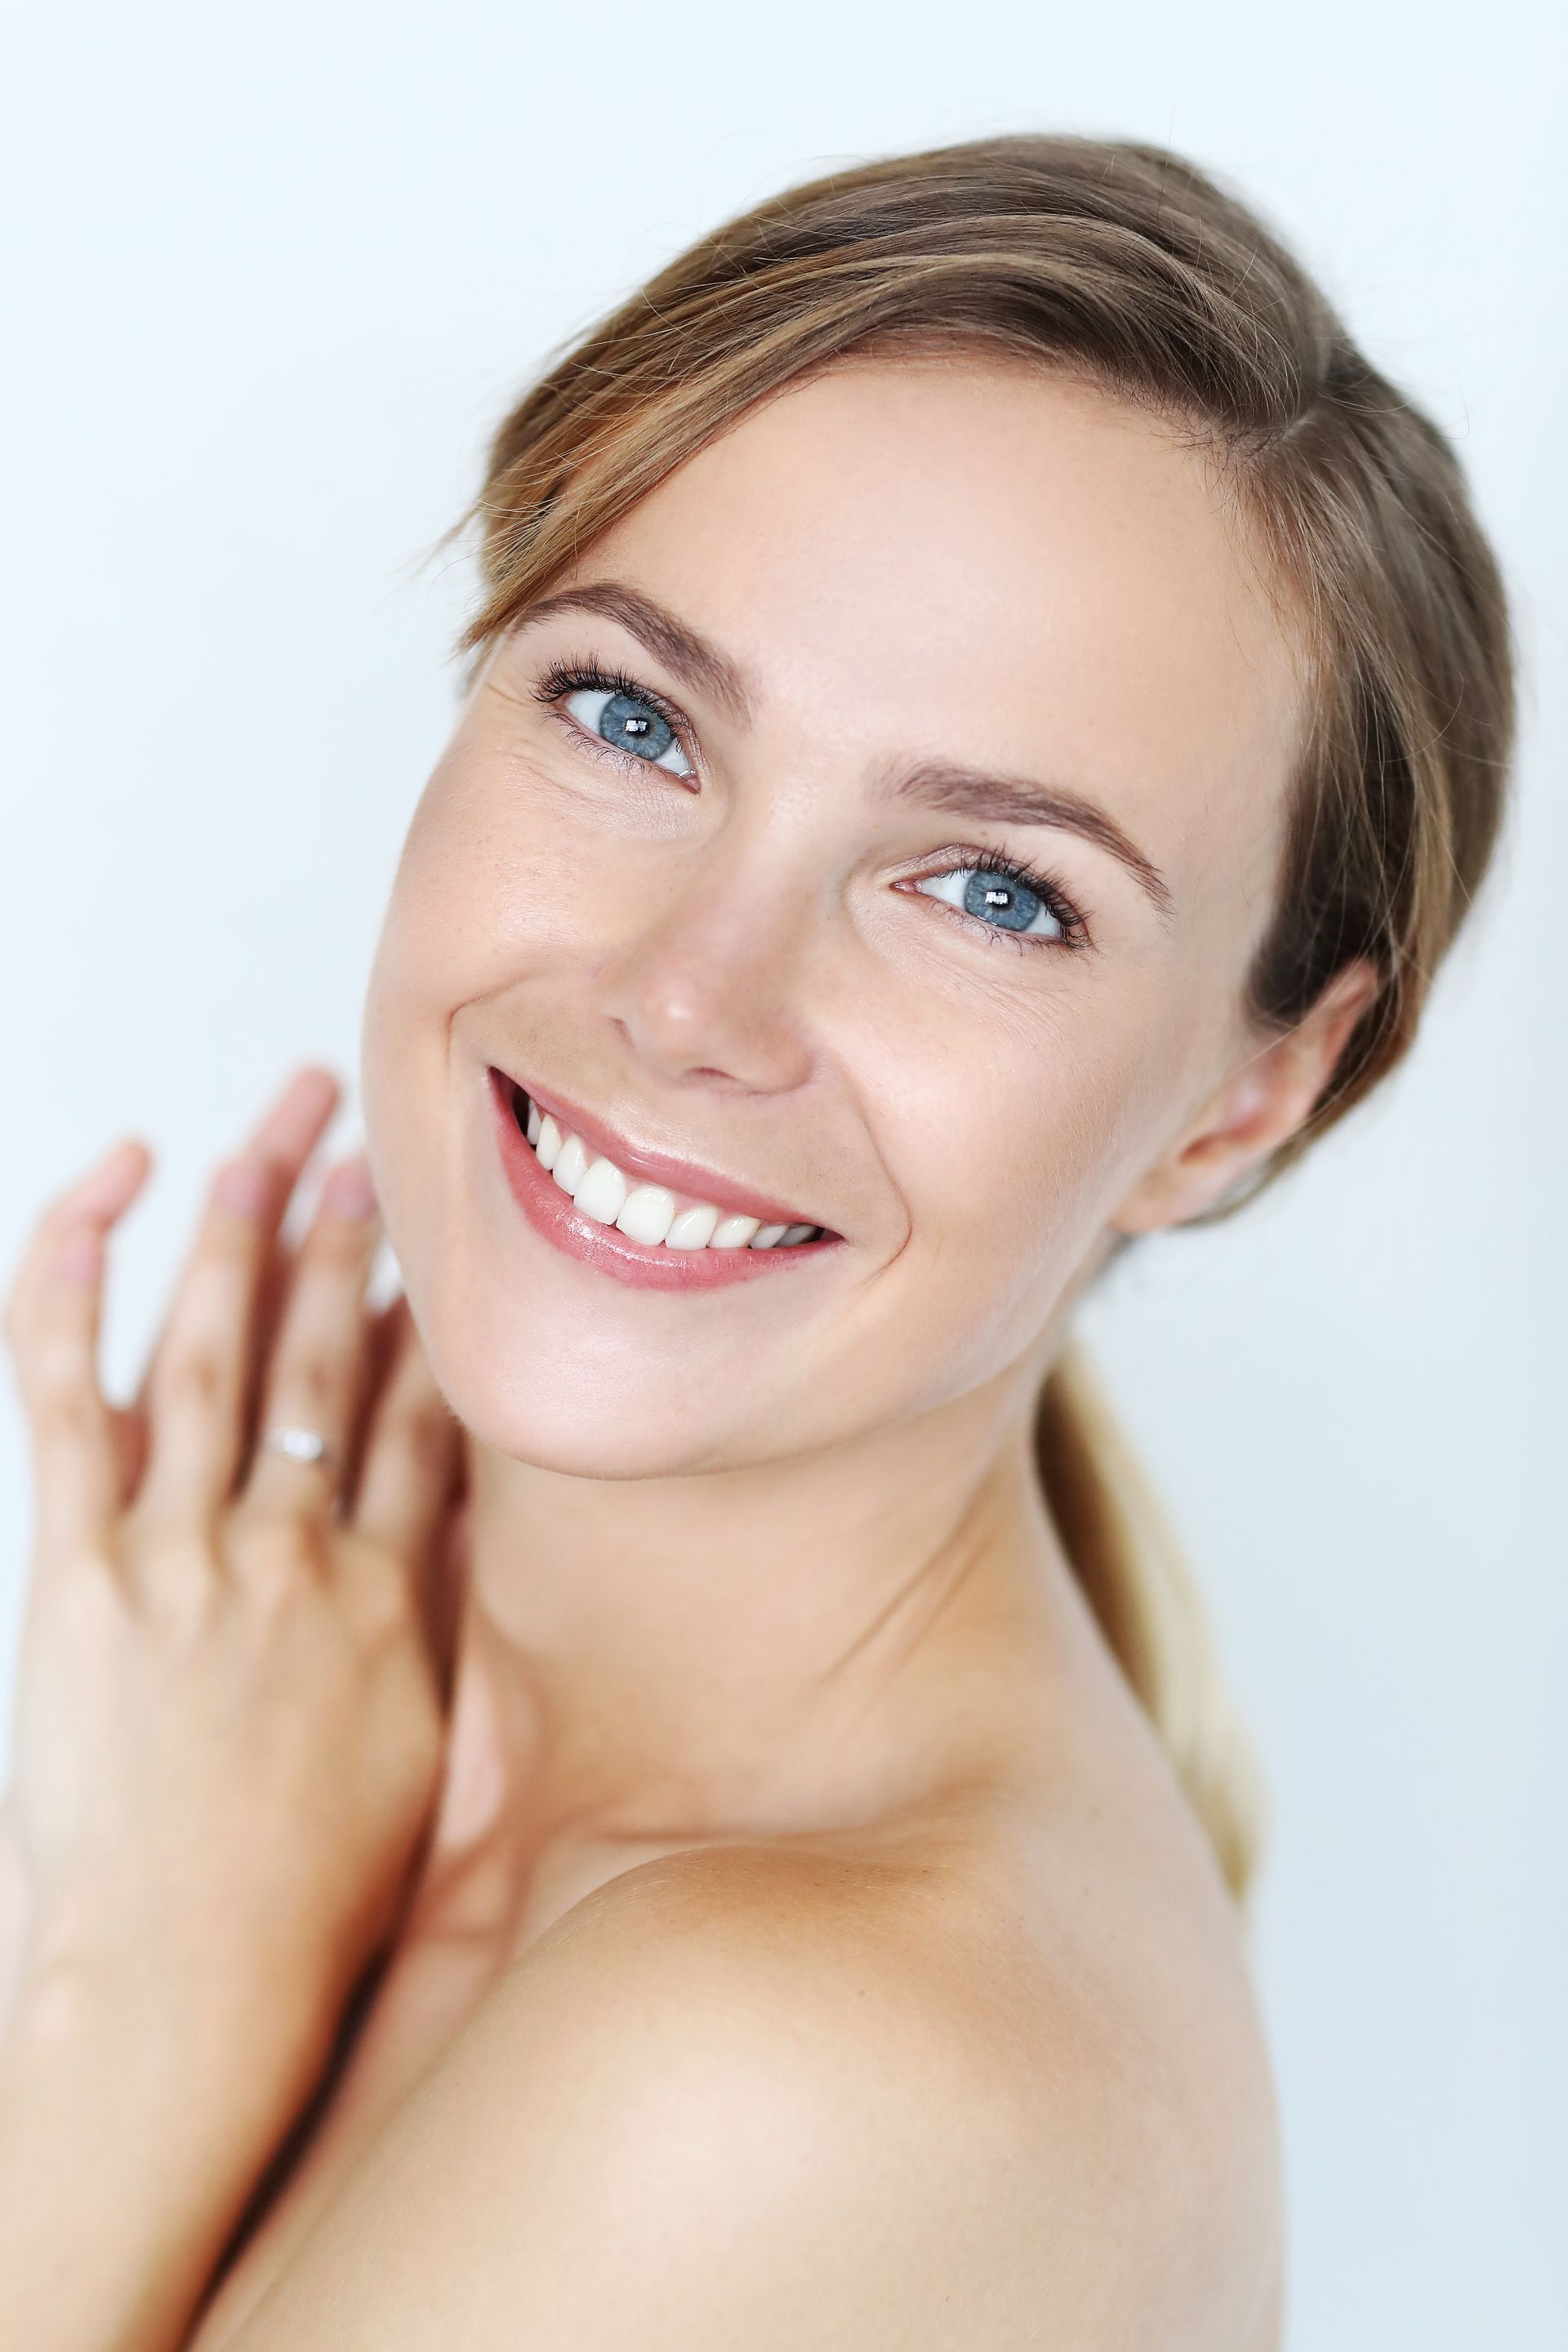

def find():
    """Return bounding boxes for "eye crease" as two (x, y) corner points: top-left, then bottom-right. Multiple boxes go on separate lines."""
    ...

(914, 854), (1086, 948)
(536, 660), (695, 778)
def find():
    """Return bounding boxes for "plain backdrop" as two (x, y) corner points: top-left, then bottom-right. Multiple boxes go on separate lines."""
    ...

(2, 3), (1563, 2343)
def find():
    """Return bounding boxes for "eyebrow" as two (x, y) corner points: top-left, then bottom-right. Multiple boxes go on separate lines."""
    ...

(892, 760), (1174, 922)
(514, 581), (755, 724)
(514, 580), (1171, 920)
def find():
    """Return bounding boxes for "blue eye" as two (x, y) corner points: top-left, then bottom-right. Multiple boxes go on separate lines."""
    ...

(915, 864), (1064, 940)
(564, 685), (692, 776)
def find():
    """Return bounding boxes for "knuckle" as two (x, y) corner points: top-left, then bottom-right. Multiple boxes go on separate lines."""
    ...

(55, 1548), (132, 1638)
(306, 1216), (372, 1276)
(228, 1494), (317, 1561)
(341, 1544), (416, 1641)
(194, 1214), (256, 1272)
(235, 1549), (304, 1620)
(279, 1353), (340, 1419)
(225, 1509), (326, 1605)
(153, 1350), (227, 1419)
(133, 1539), (223, 1637)
(29, 1375), (101, 1449)
(7, 1290), (68, 1365)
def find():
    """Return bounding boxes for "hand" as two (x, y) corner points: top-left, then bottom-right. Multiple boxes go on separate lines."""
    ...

(0, 1070), (463, 2216)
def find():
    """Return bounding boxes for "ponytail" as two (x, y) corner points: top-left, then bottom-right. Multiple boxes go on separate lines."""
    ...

(1035, 1343), (1264, 1903)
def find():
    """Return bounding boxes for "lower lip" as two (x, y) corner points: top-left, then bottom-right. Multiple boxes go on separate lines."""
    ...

(488, 1070), (838, 1293)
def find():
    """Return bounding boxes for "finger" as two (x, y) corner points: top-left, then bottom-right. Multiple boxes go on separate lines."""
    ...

(242, 1218), (307, 1442)
(240, 1156), (381, 1526)
(136, 1065), (341, 1422)
(351, 1297), (463, 1575)
(336, 1285), (406, 1500)
(131, 1156), (293, 1527)
(2, 1137), (148, 1343)
(131, 1068), (342, 1525)
(2, 1138), (152, 1555)
(240, 1063), (341, 1172)
(216, 1067), (342, 1459)
(129, 1214), (284, 1477)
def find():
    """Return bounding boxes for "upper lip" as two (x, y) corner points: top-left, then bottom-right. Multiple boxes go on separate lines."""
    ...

(491, 1065), (831, 1233)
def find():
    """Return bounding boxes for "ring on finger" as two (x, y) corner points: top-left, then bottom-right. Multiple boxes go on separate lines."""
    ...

(261, 1423), (339, 1481)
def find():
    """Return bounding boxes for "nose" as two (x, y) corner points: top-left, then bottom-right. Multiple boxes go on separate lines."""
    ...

(595, 832), (817, 1097)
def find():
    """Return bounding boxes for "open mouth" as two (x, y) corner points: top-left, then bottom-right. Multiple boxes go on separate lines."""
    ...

(488, 1067), (839, 1282)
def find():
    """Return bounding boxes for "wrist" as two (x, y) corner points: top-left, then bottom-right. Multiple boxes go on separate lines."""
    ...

(14, 1889), (337, 2118)
(0, 1952), (312, 2352)
(2, 1944), (282, 2201)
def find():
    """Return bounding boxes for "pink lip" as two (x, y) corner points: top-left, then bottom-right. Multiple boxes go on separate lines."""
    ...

(501, 1067), (818, 1230)
(488, 1068), (839, 1293)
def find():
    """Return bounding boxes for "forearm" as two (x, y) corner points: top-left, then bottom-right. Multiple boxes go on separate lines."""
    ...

(0, 1958), (309, 2352)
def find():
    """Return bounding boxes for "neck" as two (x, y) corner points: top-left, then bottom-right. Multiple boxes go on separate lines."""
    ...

(453, 1362), (1075, 1860)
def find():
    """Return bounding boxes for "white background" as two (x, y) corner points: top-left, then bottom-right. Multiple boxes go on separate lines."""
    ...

(2, 3), (1562, 2342)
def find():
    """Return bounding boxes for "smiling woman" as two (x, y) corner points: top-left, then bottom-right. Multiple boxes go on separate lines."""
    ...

(0, 135), (1511, 2352)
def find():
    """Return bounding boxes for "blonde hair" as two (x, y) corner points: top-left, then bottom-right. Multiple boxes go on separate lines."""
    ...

(456, 136), (1514, 1903)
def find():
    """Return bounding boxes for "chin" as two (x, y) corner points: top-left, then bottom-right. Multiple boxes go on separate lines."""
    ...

(412, 1287), (799, 1481)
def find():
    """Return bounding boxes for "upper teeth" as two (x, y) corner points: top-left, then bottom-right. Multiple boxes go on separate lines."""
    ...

(524, 1097), (820, 1252)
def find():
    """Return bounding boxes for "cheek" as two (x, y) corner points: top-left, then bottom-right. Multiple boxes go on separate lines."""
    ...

(869, 989), (1195, 1386)
(365, 759), (609, 1054)
(359, 782), (534, 1271)
(359, 760), (655, 1331)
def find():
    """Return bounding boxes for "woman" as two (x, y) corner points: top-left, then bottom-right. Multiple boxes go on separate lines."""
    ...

(0, 135), (1511, 2349)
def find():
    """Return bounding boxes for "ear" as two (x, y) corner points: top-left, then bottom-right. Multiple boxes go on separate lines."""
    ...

(1111, 960), (1381, 1234)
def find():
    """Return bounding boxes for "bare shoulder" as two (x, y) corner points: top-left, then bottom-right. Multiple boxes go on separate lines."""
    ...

(230, 1818), (1281, 2351)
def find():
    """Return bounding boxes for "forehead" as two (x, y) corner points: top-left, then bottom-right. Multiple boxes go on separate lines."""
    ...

(577, 361), (1307, 918)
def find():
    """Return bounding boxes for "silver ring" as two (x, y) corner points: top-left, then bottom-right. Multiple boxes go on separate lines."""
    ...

(262, 1424), (337, 1477)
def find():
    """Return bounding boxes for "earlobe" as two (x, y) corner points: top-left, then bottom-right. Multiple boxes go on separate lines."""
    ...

(1111, 959), (1381, 1235)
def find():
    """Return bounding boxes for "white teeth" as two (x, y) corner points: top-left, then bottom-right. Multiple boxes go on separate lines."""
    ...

(665, 1203), (719, 1250)
(552, 1134), (588, 1196)
(710, 1213), (760, 1250)
(617, 1183), (676, 1245)
(519, 1096), (823, 1255)
(574, 1156), (626, 1225)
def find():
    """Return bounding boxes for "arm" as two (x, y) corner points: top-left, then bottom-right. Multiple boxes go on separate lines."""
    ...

(0, 1072), (463, 2352)
(218, 1860), (1285, 2352)
(220, 1853), (1060, 2352)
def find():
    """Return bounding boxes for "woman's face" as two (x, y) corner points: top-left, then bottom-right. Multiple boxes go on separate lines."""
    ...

(363, 361), (1305, 1476)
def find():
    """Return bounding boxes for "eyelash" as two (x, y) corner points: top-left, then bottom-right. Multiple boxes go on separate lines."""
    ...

(531, 656), (1089, 952)
(533, 656), (694, 770)
(911, 847), (1089, 953)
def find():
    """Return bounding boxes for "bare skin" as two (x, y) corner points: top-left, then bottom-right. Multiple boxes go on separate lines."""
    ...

(0, 361), (1374, 2348)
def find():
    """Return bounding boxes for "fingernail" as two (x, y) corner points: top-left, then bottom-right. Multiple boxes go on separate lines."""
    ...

(324, 1156), (377, 1219)
(74, 1136), (142, 1202)
(56, 1225), (105, 1284)
(213, 1158), (272, 1217)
